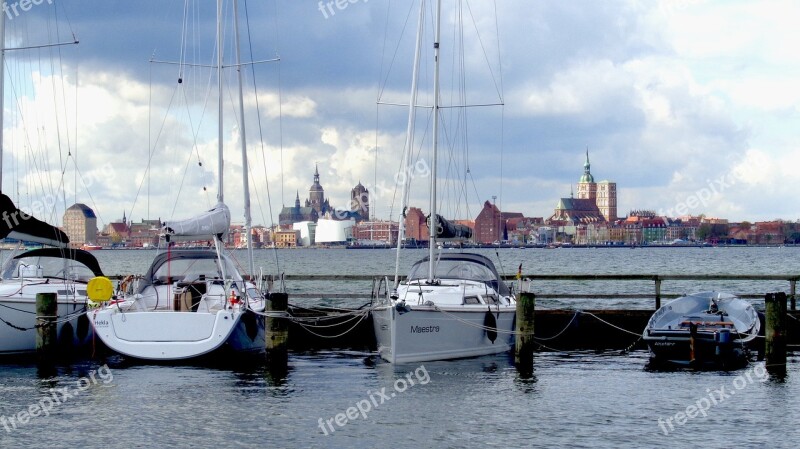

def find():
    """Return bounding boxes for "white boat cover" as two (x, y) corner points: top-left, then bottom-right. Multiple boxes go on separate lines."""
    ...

(162, 202), (230, 239)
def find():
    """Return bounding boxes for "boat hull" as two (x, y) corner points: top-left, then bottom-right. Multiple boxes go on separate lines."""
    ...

(643, 291), (760, 368)
(644, 330), (752, 368)
(373, 305), (515, 364)
(0, 291), (93, 357)
(89, 307), (265, 361)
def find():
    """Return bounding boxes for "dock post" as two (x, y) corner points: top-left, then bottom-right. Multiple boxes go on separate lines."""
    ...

(267, 292), (289, 356)
(515, 292), (535, 374)
(790, 280), (796, 311)
(36, 293), (58, 358)
(765, 292), (787, 375)
(654, 277), (662, 310)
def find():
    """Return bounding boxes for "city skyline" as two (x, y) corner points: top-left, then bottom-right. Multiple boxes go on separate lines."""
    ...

(1, 1), (798, 230)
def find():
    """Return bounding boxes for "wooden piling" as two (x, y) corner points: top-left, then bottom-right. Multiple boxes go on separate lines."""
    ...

(790, 280), (796, 311)
(654, 278), (662, 310)
(765, 292), (787, 374)
(267, 292), (289, 354)
(35, 293), (58, 357)
(515, 292), (535, 370)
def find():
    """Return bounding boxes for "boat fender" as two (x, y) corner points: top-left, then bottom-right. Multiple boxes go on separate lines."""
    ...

(484, 310), (497, 343)
(395, 303), (411, 314)
(87, 277), (114, 305)
(717, 328), (731, 344)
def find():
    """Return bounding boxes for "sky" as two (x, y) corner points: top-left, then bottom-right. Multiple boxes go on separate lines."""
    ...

(1, 0), (799, 229)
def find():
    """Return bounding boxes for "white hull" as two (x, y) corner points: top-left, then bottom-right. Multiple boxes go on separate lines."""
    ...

(0, 283), (93, 356)
(89, 306), (264, 361)
(373, 304), (515, 364)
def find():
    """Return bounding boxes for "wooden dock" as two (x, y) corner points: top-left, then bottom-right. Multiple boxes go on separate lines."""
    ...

(276, 273), (800, 351)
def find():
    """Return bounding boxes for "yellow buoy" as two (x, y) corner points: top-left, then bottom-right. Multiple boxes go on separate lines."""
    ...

(87, 276), (114, 302)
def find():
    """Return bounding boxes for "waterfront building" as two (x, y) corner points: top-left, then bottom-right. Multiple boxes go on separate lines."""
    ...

(63, 203), (98, 248)
(273, 229), (300, 248)
(292, 221), (317, 246)
(352, 220), (399, 246)
(474, 200), (524, 244)
(404, 207), (429, 242)
(315, 218), (354, 245)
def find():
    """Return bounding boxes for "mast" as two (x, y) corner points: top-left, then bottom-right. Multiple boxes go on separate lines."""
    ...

(0, 11), (5, 190)
(233, 0), (255, 276)
(216, 0), (224, 204)
(393, 1), (425, 289)
(427, 0), (442, 283)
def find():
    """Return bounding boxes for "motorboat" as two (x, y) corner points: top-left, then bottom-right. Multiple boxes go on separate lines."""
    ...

(643, 291), (761, 368)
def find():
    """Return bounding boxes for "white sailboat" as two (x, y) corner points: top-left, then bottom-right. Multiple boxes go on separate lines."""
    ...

(88, 0), (267, 361)
(0, 4), (99, 357)
(372, 0), (516, 363)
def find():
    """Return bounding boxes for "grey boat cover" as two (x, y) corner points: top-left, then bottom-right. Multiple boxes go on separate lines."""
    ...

(162, 202), (230, 240)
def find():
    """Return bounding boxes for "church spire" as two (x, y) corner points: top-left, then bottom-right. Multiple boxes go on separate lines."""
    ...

(295, 190), (301, 208)
(579, 147), (594, 183)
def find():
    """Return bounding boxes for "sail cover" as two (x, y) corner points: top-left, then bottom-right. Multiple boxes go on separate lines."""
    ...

(0, 192), (70, 247)
(162, 202), (231, 239)
(430, 214), (472, 240)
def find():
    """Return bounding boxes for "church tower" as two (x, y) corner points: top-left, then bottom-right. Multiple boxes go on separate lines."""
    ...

(576, 149), (597, 201)
(350, 181), (369, 221)
(305, 164), (330, 215)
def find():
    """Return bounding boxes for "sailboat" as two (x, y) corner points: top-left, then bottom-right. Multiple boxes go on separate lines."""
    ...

(87, 0), (267, 361)
(0, 4), (102, 356)
(372, 0), (516, 363)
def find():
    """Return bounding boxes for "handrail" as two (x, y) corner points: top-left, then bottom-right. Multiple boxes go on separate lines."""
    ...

(107, 273), (798, 311)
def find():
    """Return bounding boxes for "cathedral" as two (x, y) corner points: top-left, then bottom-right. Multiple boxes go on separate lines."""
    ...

(549, 150), (617, 224)
(278, 165), (369, 228)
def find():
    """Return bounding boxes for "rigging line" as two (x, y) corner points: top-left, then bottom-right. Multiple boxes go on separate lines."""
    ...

(179, 0), (190, 82)
(377, 0), (418, 102)
(373, 0), (392, 219)
(170, 85), (206, 218)
(464, 0), (502, 101)
(266, 0), (285, 208)
(128, 84), (181, 222)
(67, 155), (105, 226)
(244, 0), (281, 274)
(148, 52), (152, 220)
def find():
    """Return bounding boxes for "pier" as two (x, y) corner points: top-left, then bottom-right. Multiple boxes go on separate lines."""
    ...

(269, 273), (800, 352)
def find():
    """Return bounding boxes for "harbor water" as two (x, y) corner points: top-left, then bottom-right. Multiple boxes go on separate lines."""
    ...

(1, 246), (799, 448)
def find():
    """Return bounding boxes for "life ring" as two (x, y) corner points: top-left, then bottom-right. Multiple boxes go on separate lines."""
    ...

(484, 310), (498, 343)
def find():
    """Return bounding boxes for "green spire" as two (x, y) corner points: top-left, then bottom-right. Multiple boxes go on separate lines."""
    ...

(579, 148), (594, 183)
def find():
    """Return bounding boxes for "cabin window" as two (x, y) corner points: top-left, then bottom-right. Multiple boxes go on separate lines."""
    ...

(463, 296), (481, 305)
(483, 295), (499, 305)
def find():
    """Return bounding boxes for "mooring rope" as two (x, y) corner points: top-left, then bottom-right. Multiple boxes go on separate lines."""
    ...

(532, 311), (580, 341)
(580, 311), (643, 337)
(293, 311), (370, 339)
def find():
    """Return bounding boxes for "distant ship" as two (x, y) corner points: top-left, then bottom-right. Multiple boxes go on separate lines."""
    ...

(81, 243), (102, 251)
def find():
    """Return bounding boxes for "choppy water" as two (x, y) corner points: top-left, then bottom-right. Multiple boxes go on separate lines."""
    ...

(1, 246), (799, 448)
